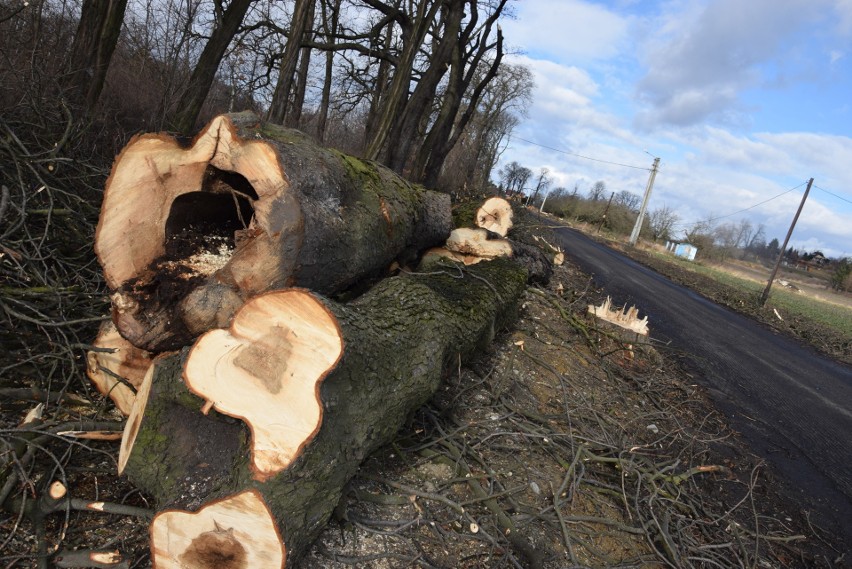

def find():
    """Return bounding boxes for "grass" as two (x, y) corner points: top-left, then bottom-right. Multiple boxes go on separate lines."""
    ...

(610, 245), (852, 363)
(658, 253), (852, 335)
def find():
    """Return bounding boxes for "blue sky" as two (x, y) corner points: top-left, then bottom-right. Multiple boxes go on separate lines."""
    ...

(499, 0), (852, 258)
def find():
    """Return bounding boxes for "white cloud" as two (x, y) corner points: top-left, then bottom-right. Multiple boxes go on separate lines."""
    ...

(635, 0), (834, 127)
(501, 0), (629, 61)
(836, 0), (852, 35)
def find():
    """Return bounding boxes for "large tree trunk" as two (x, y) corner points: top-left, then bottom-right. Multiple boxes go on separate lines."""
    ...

(267, 0), (314, 125)
(169, 0), (254, 134)
(65, 0), (128, 114)
(120, 258), (528, 567)
(95, 112), (451, 352)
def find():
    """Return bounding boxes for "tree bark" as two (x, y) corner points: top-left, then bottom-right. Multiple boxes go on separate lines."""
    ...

(65, 0), (128, 114)
(267, 0), (315, 125)
(95, 112), (452, 352)
(120, 258), (528, 567)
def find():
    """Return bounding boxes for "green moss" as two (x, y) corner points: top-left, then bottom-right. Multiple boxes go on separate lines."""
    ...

(452, 200), (481, 228)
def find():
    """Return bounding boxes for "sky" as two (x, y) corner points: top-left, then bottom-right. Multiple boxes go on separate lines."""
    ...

(498, 0), (852, 258)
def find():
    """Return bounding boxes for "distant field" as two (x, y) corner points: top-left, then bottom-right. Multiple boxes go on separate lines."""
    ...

(657, 253), (852, 337)
(618, 246), (852, 363)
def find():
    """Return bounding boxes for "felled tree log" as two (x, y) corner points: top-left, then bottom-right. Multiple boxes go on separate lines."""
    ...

(431, 227), (552, 284)
(475, 197), (513, 236)
(120, 259), (528, 567)
(95, 111), (451, 352)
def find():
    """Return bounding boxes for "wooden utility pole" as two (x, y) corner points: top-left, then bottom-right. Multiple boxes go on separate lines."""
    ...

(596, 192), (615, 233)
(759, 178), (813, 306)
(629, 157), (660, 246)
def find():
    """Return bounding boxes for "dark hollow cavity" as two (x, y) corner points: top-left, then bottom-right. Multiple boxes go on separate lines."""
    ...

(165, 166), (258, 259)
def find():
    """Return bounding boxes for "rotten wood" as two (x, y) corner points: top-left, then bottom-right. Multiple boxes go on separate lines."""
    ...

(96, 111), (451, 352)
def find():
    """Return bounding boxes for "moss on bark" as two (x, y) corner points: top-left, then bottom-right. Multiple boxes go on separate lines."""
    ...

(122, 258), (527, 565)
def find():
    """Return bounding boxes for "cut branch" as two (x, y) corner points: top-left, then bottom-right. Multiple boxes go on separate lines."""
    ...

(86, 321), (153, 415)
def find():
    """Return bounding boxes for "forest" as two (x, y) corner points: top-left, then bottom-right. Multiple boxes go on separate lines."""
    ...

(0, 0), (530, 194)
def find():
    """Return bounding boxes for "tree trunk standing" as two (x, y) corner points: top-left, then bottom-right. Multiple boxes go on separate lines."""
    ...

(65, 0), (128, 114)
(289, 1), (316, 128)
(170, 0), (254, 134)
(419, 23), (504, 189)
(363, 19), (395, 148)
(316, 0), (342, 143)
(364, 0), (442, 161)
(384, 0), (466, 174)
(267, 0), (314, 125)
(121, 259), (529, 567)
(95, 112), (452, 352)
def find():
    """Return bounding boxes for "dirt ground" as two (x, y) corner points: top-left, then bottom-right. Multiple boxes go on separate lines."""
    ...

(2, 231), (849, 568)
(301, 258), (847, 569)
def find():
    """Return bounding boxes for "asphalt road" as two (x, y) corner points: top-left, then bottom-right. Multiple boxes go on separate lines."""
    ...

(551, 225), (852, 547)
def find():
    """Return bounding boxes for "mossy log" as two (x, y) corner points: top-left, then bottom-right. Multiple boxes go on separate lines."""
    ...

(120, 258), (528, 567)
(95, 111), (451, 352)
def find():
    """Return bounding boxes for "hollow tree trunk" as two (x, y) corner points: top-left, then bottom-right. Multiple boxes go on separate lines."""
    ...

(95, 112), (451, 352)
(120, 258), (529, 567)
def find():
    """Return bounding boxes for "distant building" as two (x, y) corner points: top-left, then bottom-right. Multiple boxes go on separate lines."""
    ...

(665, 241), (698, 261)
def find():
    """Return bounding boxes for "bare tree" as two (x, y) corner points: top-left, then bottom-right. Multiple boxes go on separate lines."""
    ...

(412, 0), (508, 187)
(65, 0), (129, 114)
(614, 190), (640, 212)
(526, 167), (551, 206)
(315, 0), (342, 142)
(170, 0), (255, 133)
(499, 161), (531, 196)
(588, 180), (606, 201)
(648, 205), (679, 242)
(267, 0), (314, 125)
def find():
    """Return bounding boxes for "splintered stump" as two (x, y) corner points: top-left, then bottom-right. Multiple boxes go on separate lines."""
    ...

(96, 111), (451, 352)
(119, 259), (528, 567)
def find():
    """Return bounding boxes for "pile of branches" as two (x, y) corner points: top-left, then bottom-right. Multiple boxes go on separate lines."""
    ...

(0, 106), (153, 567)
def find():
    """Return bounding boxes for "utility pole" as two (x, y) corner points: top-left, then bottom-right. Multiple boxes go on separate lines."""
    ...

(629, 156), (660, 246)
(539, 190), (550, 213)
(759, 178), (813, 306)
(596, 192), (615, 233)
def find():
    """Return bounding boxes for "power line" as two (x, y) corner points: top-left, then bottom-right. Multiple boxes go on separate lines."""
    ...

(673, 181), (808, 229)
(814, 185), (852, 205)
(508, 135), (652, 171)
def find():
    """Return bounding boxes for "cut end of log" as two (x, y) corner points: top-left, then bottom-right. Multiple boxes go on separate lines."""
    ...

(150, 489), (284, 569)
(475, 197), (513, 237)
(87, 321), (153, 415)
(95, 114), (303, 351)
(184, 289), (343, 481)
(445, 228), (513, 259)
(588, 296), (649, 336)
(422, 247), (485, 266)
